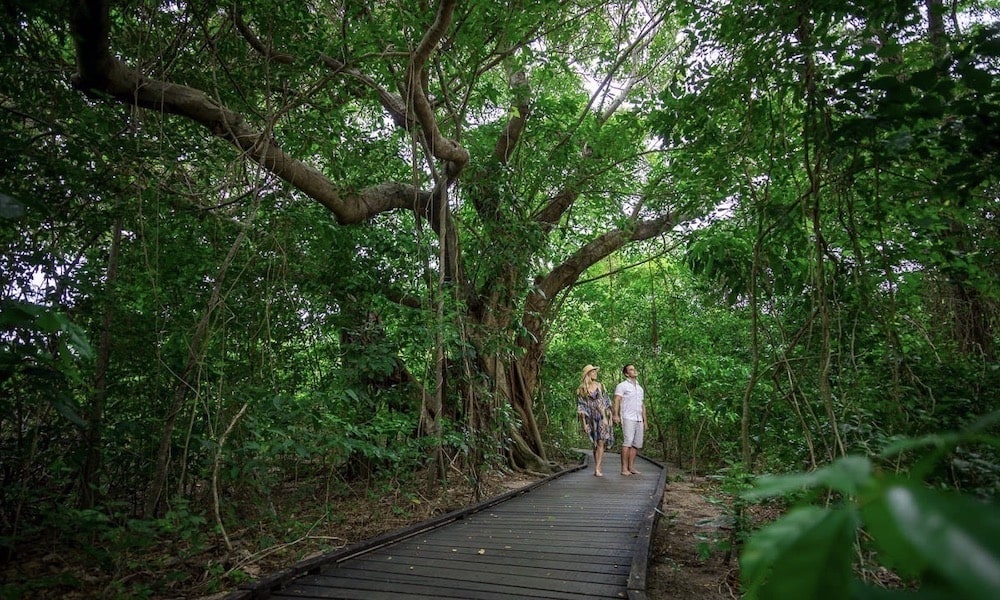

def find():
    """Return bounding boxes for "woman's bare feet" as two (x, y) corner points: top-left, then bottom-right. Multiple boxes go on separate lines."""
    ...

(629, 469), (641, 475)
(594, 470), (603, 477)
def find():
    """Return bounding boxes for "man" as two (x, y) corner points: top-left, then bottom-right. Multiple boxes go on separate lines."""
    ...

(613, 364), (646, 476)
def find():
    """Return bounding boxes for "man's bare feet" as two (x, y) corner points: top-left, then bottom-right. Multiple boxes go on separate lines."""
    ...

(629, 469), (641, 475)
(621, 471), (632, 476)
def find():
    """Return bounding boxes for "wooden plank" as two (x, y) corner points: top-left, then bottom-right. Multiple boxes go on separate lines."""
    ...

(316, 563), (627, 592)
(362, 545), (636, 568)
(272, 571), (626, 600)
(337, 555), (627, 581)
(270, 581), (624, 600)
(409, 528), (640, 545)
(395, 541), (636, 560)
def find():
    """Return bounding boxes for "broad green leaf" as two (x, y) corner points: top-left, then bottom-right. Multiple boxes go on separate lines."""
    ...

(0, 300), (43, 326)
(33, 311), (65, 333)
(744, 456), (872, 500)
(52, 395), (87, 428)
(957, 63), (994, 93)
(908, 68), (939, 92)
(862, 484), (1000, 598)
(880, 433), (960, 458)
(741, 506), (857, 600)
(63, 325), (94, 360)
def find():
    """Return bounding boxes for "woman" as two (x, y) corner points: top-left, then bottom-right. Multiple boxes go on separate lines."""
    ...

(576, 364), (614, 476)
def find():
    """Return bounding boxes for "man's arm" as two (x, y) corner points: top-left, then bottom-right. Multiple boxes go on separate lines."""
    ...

(613, 394), (622, 423)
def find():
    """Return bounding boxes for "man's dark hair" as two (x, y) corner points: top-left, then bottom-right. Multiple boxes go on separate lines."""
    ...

(622, 364), (634, 376)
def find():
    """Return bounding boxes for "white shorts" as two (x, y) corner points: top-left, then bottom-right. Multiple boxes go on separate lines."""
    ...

(621, 419), (644, 448)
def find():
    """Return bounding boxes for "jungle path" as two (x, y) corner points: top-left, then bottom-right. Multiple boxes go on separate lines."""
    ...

(223, 453), (666, 599)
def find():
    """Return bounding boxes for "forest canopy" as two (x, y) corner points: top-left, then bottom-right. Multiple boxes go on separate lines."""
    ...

(1, 0), (998, 597)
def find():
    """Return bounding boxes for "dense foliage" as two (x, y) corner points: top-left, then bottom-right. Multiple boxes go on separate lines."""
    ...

(1, 0), (998, 598)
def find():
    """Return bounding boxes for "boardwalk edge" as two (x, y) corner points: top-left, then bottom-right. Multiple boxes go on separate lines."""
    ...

(628, 453), (669, 600)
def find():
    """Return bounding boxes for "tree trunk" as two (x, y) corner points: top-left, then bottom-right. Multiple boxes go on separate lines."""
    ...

(496, 356), (553, 473)
(79, 218), (121, 508)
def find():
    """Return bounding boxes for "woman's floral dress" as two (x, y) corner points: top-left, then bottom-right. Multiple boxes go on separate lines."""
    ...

(577, 386), (614, 448)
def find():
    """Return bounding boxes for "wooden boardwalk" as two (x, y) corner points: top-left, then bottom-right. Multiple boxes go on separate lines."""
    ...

(225, 453), (666, 600)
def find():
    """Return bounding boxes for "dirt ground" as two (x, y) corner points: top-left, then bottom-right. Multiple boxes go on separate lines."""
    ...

(646, 470), (738, 600)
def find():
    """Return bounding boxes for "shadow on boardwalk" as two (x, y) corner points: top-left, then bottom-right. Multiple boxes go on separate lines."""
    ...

(224, 453), (666, 600)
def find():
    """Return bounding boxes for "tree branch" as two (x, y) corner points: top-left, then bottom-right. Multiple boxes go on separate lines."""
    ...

(541, 213), (674, 301)
(405, 0), (469, 178)
(69, 0), (431, 225)
(320, 55), (415, 131)
(522, 213), (676, 337)
(469, 65), (532, 220)
(231, 10), (294, 64)
(534, 188), (579, 231)
(493, 69), (531, 164)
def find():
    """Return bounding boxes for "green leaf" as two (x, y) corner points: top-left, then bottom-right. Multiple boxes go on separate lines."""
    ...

(52, 395), (87, 428)
(957, 64), (994, 93)
(861, 484), (1000, 597)
(741, 506), (857, 600)
(880, 433), (959, 457)
(908, 68), (939, 92)
(33, 311), (64, 333)
(744, 456), (872, 500)
(0, 300), (41, 327)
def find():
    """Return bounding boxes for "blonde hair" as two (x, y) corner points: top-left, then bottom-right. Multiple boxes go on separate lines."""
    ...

(577, 369), (601, 398)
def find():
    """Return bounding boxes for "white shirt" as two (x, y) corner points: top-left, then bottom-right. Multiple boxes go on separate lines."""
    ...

(614, 379), (644, 421)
